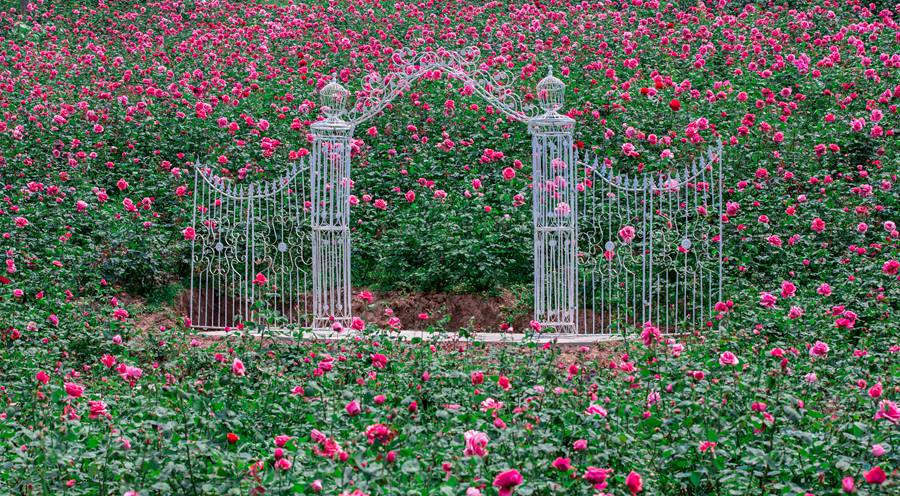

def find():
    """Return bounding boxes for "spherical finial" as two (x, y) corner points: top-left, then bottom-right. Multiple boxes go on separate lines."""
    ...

(536, 66), (565, 113)
(320, 80), (349, 118)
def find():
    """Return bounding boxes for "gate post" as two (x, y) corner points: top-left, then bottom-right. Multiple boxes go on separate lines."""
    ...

(529, 68), (577, 334)
(311, 81), (354, 331)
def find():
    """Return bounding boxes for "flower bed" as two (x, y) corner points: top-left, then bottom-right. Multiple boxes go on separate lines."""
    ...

(1, 322), (897, 495)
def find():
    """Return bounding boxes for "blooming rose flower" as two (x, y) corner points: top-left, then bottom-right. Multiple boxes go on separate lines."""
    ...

(625, 471), (643, 494)
(842, 476), (854, 493)
(463, 430), (489, 457)
(492, 469), (523, 496)
(371, 353), (388, 368)
(719, 352), (739, 367)
(471, 371), (484, 385)
(699, 441), (717, 453)
(583, 467), (611, 490)
(585, 403), (608, 417)
(809, 341), (829, 357)
(780, 280), (796, 298)
(364, 423), (393, 445)
(64, 383), (84, 398)
(868, 383), (882, 399)
(551, 457), (571, 471)
(618, 225), (637, 244)
(759, 292), (778, 308)
(88, 400), (109, 419)
(863, 466), (886, 484)
(231, 358), (246, 377)
(874, 400), (899, 424)
(810, 217), (825, 233)
(345, 400), (361, 416)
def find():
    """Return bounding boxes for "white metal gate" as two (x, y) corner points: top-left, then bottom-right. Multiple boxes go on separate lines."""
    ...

(188, 162), (312, 329)
(576, 141), (724, 335)
(186, 47), (725, 337)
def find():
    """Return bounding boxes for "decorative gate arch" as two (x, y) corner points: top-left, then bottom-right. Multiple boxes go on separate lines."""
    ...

(188, 46), (724, 336)
(311, 47), (577, 332)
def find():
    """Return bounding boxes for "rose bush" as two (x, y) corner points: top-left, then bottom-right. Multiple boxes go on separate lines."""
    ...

(1, 315), (898, 494)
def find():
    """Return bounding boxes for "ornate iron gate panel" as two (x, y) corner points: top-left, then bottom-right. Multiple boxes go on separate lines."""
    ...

(576, 141), (724, 335)
(189, 161), (312, 329)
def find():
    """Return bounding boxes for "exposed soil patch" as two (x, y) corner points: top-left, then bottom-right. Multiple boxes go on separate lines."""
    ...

(190, 330), (623, 370)
(173, 288), (625, 333)
(115, 293), (178, 336)
(174, 288), (535, 332)
(353, 289), (531, 332)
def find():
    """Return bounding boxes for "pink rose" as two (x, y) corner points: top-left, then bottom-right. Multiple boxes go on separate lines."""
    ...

(718, 351), (739, 367)
(864, 466), (886, 484)
(618, 225), (636, 244)
(463, 430), (489, 457)
(625, 471), (643, 494)
(64, 382), (84, 398)
(492, 469), (523, 496)
(874, 400), (899, 424)
(551, 457), (571, 471)
(583, 467), (611, 490)
(759, 292), (777, 308)
(809, 341), (829, 357)
(231, 358), (246, 377)
(842, 476), (855, 493)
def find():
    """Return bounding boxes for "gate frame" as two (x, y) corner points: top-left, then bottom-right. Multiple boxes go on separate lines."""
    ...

(187, 47), (725, 337)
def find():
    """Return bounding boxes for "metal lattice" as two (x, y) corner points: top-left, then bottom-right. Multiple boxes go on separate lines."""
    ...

(188, 162), (312, 329)
(576, 141), (724, 335)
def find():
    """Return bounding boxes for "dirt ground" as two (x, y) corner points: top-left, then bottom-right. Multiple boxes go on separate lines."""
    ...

(173, 287), (615, 333)
(126, 289), (627, 368)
